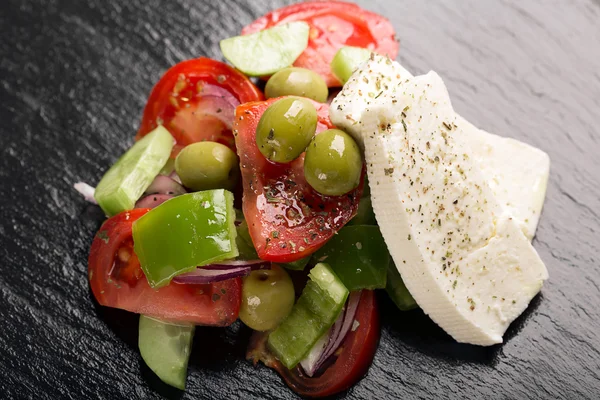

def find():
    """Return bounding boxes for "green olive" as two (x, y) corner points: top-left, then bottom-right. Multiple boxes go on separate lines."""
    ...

(304, 129), (362, 196)
(256, 97), (317, 163)
(239, 265), (295, 331)
(265, 67), (328, 102)
(174, 141), (239, 191)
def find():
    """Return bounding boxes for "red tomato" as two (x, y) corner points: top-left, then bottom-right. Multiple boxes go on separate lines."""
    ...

(233, 98), (364, 263)
(247, 290), (380, 398)
(136, 58), (263, 148)
(88, 209), (241, 326)
(242, 1), (398, 87)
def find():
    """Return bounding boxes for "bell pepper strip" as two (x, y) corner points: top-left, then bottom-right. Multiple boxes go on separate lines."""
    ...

(312, 225), (388, 290)
(386, 259), (418, 311)
(233, 98), (364, 263)
(138, 315), (195, 390)
(247, 290), (380, 398)
(88, 209), (242, 325)
(268, 263), (348, 369)
(132, 190), (238, 288)
(94, 126), (174, 216)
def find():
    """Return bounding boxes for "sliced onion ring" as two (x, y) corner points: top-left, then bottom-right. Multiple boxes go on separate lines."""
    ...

(300, 291), (363, 377)
(197, 83), (240, 108)
(144, 175), (186, 196)
(200, 259), (271, 270)
(173, 261), (271, 285)
(74, 182), (97, 204)
(172, 266), (251, 284)
(168, 170), (182, 185)
(193, 95), (236, 129)
(135, 194), (173, 209)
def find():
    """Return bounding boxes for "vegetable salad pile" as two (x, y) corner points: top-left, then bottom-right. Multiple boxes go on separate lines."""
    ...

(77, 1), (413, 397)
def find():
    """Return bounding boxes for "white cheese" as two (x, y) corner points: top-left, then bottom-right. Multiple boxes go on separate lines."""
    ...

(330, 55), (549, 240)
(331, 60), (548, 345)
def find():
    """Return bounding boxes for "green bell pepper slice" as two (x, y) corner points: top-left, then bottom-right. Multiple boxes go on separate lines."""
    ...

(386, 259), (418, 311)
(132, 189), (238, 288)
(312, 225), (389, 290)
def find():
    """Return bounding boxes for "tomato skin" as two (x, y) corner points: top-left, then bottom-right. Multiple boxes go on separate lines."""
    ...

(88, 209), (241, 326)
(233, 98), (364, 263)
(242, 1), (398, 87)
(137, 57), (263, 147)
(247, 290), (380, 398)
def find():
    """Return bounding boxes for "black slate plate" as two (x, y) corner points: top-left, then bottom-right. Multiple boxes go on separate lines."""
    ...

(1, 0), (600, 398)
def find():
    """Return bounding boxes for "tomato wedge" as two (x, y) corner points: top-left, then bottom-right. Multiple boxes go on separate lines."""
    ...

(88, 209), (241, 326)
(136, 58), (263, 149)
(233, 98), (364, 263)
(242, 1), (398, 87)
(247, 290), (380, 398)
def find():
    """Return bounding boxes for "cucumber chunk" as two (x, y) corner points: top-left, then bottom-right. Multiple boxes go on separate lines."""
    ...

(268, 263), (348, 369)
(138, 315), (195, 390)
(331, 46), (373, 84)
(94, 126), (173, 216)
(220, 22), (309, 76)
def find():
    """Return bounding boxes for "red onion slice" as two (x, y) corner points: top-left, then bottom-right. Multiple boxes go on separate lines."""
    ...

(197, 83), (240, 108)
(194, 95), (236, 129)
(173, 265), (250, 284)
(144, 175), (186, 196)
(200, 260), (271, 270)
(300, 291), (363, 377)
(74, 182), (97, 204)
(168, 171), (182, 185)
(135, 194), (173, 209)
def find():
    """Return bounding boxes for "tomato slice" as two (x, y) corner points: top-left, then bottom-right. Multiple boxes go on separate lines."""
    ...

(136, 58), (263, 148)
(233, 98), (364, 263)
(88, 209), (241, 326)
(247, 290), (380, 398)
(242, 1), (398, 87)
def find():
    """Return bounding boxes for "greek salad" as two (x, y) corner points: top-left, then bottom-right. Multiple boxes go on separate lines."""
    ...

(75, 1), (549, 396)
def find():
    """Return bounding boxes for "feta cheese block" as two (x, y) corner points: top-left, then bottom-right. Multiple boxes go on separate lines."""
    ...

(331, 65), (548, 345)
(330, 55), (549, 240)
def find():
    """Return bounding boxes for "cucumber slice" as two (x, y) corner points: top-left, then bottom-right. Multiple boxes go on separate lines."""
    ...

(331, 46), (373, 84)
(138, 315), (195, 390)
(220, 21), (309, 76)
(386, 259), (418, 311)
(94, 126), (174, 216)
(268, 263), (348, 369)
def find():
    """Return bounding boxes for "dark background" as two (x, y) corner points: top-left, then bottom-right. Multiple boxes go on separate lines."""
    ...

(1, 0), (599, 398)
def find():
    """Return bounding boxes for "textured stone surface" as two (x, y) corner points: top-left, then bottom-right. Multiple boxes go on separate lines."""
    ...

(1, 0), (599, 398)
